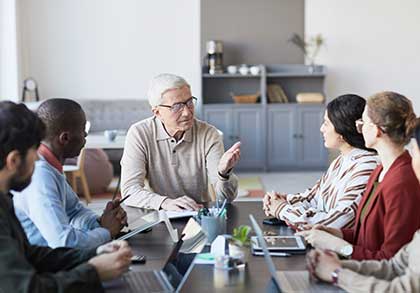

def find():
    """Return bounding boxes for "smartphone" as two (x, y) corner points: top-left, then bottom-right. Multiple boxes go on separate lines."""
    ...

(131, 255), (146, 264)
(262, 217), (286, 226)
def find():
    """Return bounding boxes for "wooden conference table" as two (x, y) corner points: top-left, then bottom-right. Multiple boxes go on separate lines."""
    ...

(106, 202), (330, 292)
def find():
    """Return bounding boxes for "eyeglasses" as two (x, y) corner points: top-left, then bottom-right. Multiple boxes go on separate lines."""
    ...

(355, 119), (386, 134)
(355, 119), (364, 134)
(159, 97), (197, 113)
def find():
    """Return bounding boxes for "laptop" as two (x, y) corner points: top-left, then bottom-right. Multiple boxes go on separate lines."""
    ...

(122, 218), (206, 293)
(249, 215), (342, 293)
(123, 236), (197, 293)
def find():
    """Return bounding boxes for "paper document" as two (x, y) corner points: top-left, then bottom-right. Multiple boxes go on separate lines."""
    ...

(165, 210), (198, 219)
(180, 218), (207, 253)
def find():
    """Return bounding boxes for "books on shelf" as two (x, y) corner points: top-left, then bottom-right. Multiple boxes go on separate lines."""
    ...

(267, 84), (289, 103)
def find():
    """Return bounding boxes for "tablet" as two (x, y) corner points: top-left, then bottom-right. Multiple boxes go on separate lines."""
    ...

(117, 211), (161, 240)
(251, 235), (306, 251)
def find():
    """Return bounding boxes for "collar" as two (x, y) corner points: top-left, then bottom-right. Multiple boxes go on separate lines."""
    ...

(38, 144), (63, 173)
(155, 117), (193, 143)
(345, 148), (375, 161)
(0, 191), (14, 213)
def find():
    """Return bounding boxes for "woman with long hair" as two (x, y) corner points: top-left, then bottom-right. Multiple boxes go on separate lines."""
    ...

(264, 94), (379, 229)
(298, 91), (420, 261)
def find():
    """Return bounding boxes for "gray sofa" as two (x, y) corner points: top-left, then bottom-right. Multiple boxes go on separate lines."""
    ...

(77, 99), (153, 173)
(77, 99), (152, 132)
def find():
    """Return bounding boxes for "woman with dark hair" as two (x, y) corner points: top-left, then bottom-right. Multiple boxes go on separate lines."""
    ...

(298, 91), (420, 262)
(264, 94), (379, 229)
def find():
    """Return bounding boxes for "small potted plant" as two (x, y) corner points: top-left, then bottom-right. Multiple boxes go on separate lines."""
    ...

(289, 33), (325, 73)
(228, 225), (252, 264)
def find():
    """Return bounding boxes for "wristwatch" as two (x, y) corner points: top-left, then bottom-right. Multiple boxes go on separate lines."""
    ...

(331, 268), (341, 286)
(339, 244), (353, 258)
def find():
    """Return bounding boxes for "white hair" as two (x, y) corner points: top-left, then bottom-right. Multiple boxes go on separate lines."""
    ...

(147, 73), (190, 107)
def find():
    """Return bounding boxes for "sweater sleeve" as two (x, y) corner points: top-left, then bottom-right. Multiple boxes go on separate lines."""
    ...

(205, 127), (238, 202)
(340, 244), (408, 281)
(25, 171), (110, 249)
(121, 125), (167, 210)
(279, 156), (376, 228)
(338, 269), (420, 293)
(338, 232), (420, 292)
(275, 179), (322, 222)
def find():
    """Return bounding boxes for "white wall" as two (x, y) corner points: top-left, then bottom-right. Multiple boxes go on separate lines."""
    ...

(0, 0), (19, 100)
(305, 0), (420, 113)
(19, 0), (201, 101)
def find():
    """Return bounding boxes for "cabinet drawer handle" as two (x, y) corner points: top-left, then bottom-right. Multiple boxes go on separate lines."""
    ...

(293, 134), (298, 138)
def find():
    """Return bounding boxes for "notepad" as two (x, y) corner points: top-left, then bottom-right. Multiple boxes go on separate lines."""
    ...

(194, 253), (216, 264)
(165, 210), (198, 219)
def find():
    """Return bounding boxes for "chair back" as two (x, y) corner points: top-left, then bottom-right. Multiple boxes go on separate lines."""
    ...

(77, 148), (86, 169)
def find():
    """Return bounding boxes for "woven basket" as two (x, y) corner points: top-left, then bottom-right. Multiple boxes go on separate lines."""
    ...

(231, 92), (259, 104)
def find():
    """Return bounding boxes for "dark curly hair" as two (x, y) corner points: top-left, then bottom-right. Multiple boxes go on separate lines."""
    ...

(327, 94), (369, 150)
(0, 101), (45, 169)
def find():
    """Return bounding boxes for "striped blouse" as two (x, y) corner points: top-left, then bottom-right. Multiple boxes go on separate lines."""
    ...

(275, 148), (380, 229)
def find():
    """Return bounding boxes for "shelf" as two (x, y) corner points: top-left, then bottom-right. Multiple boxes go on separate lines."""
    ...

(203, 103), (263, 107)
(266, 64), (327, 77)
(267, 72), (325, 78)
(202, 73), (261, 78)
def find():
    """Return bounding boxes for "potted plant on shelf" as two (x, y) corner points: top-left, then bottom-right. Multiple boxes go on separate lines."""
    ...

(289, 33), (325, 73)
(228, 225), (252, 264)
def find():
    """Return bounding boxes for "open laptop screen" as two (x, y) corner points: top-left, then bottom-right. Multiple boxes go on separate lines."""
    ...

(161, 237), (197, 291)
(249, 214), (282, 291)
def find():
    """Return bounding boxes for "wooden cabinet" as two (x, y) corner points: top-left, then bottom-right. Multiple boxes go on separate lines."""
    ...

(200, 64), (328, 171)
(267, 105), (297, 168)
(267, 104), (327, 170)
(297, 105), (327, 168)
(204, 105), (265, 170)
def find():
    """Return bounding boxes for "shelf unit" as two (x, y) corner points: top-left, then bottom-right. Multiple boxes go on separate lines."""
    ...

(199, 64), (328, 171)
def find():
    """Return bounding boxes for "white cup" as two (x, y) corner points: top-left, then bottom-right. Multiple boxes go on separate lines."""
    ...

(104, 130), (118, 142)
(250, 66), (260, 75)
(226, 65), (238, 74)
(238, 65), (249, 75)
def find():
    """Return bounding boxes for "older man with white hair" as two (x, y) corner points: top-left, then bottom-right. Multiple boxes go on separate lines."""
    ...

(121, 73), (240, 211)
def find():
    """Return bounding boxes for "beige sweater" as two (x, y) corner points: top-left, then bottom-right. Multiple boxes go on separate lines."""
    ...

(338, 230), (420, 292)
(120, 117), (238, 210)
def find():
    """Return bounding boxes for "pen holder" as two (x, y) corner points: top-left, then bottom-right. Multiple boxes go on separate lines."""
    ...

(201, 215), (227, 244)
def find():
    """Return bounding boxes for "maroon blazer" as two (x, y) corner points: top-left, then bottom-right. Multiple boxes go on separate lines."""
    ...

(342, 151), (420, 260)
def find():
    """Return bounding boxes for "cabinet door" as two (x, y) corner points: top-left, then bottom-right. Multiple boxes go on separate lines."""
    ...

(203, 106), (233, 148)
(267, 105), (297, 169)
(233, 107), (265, 170)
(297, 106), (328, 168)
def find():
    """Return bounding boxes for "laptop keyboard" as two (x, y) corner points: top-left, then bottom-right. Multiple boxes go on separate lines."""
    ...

(277, 271), (340, 292)
(124, 271), (170, 293)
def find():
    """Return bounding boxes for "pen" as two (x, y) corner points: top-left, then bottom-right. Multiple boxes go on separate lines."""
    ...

(118, 194), (132, 205)
(269, 252), (291, 257)
(253, 251), (291, 257)
(218, 199), (227, 217)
